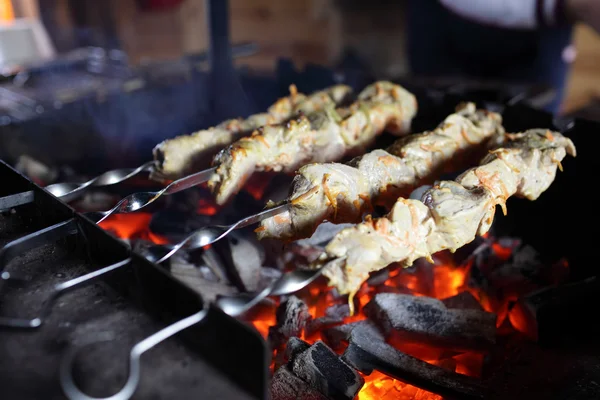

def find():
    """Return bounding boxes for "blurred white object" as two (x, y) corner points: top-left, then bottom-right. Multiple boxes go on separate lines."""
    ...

(0, 18), (55, 67)
(438, 0), (562, 29)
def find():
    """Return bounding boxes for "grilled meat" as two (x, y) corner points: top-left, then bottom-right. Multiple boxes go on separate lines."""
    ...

(151, 84), (352, 180)
(257, 102), (504, 241)
(313, 129), (576, 307)
(208, 81), (417, 205)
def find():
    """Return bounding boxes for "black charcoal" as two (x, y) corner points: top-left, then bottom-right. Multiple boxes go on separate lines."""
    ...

(367, 268), (389, 286)
(292, 341), (365, 400)
(268, 296), (311, 350)
(211, 231), (264, 292)
(285, 337), (311, 365)
(305, 304), (350, 337)
(442, 292), (484, 311)
(364, 293), (496, 351)
(271, 366), (329, 400)
(342, 323), (486, 399)
(321, 321), (366, 351)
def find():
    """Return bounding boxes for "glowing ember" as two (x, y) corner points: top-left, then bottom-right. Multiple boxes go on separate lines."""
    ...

(244, 173), (273, 201)
(98, 213), (168, 244)
(197, 199), (218, 216)
(247, 234), (570, 399)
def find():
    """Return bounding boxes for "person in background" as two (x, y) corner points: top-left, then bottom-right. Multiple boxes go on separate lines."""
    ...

(407, 0), (600, 113)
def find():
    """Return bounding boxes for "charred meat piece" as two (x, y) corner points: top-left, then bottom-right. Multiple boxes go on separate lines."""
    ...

(152, 84), (353, 180)
(258, 102), (504, 241)
(313, 129), (576, 308)
(208, 81), (417, 205)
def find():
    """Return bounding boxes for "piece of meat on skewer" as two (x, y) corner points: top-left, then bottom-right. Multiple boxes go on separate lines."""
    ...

(312, 129), (576, 310)
(207, 81), (418, 205)
(257, 102), (504, 241)
(151, 84), (353, 180)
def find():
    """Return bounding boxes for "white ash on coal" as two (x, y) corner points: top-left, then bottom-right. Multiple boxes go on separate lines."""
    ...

(364, 293), (496, 352)
(269, 296), (312, 353)
(292, 341), (365, 400)
(271, 338), (365, 400)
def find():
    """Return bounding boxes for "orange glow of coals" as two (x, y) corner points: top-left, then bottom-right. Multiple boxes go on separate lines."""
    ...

(491, 242), (513, 260)
(508, 302), (538, 341)
(251, 317), (276, 340)
(244, 234), (565, 399)
(244, 174), (273, 201)
(359, 371), (443, 400)
(433, 263), (469, 299)
(197, 198), (218, 216)
(98, 213), (169, 244)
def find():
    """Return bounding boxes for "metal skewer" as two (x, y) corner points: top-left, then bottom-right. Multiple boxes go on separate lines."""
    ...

(84, 167), (217, 224)
(45, 161), (156, 203)
(59, 260), (330, 400)
(143, 202), (289, 264)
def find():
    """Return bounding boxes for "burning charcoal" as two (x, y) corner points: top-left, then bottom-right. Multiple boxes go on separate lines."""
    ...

(497, 236), (522, 249)
(442, 292), (484, 311)
(269, 296), (312, 350)
(292, 341), (365, 400)
(342, 323), (486, 400)
(367, 268), (389, 286)
(285, 337), (311, 365)
(491, 244), (542, 281)
(451, 235), (490, 266)
(149, 207), (217, 242)
(509, 277), (600, 344)
(364, 293), (496, 352)
(271, 366), (329, 400)
(321, 321), (366, 352)
(305, 304), (351, 337)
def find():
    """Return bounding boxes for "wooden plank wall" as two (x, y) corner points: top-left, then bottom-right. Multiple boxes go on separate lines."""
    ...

(112, 0), (342, 70)
(562, 25), (600, 114)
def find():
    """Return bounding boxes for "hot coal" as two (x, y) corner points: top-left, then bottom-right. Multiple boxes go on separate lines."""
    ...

(305, 304), (350, 337)
(364, 293), (496, 352)
(271, 365), (329, 400)
(321, 321), (367, 352)
(342, 322), (486, 400)
(442, 292), (485, 311)
(292, 340), (365, 400)
(268, 296), (312, 351)
(509, 276), (600, 344)
(450, 235), (490, 266)
(367, 268), (389, 286)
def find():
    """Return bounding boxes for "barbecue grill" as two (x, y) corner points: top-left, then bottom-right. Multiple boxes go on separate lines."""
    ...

(1, 1), (598, 399)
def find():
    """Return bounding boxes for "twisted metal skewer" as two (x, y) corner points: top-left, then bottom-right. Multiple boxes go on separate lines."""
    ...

(142, 202), (289, 264)
(59, 260), (331, 400)
(45, 161), (156, 203)
(84, 167), (216, 224)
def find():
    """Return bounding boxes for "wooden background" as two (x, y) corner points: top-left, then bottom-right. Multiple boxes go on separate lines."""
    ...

(8, 0), (600, 114)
